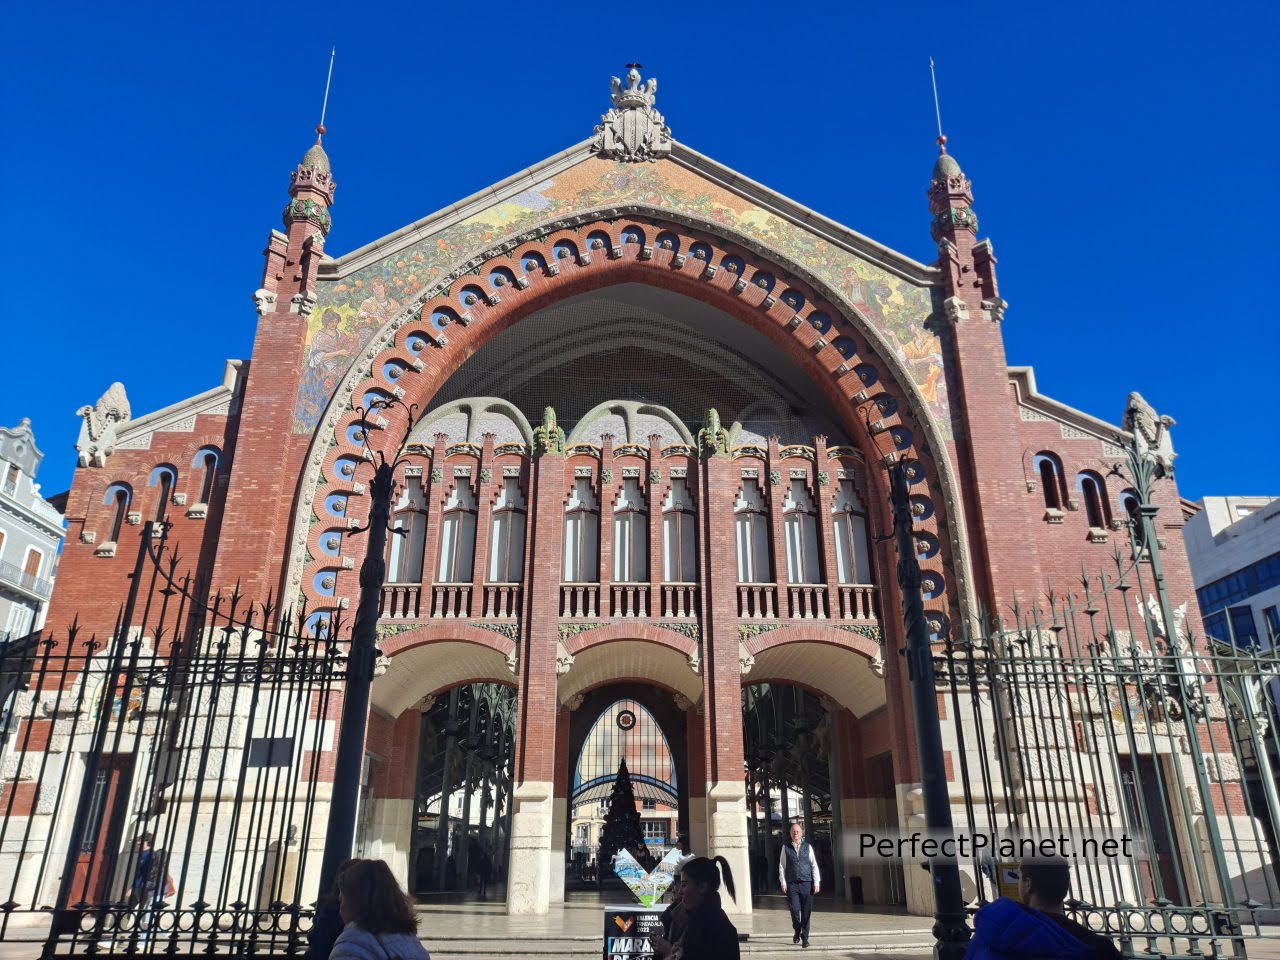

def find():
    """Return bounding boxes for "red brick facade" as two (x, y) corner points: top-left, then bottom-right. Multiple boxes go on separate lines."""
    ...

(41, 120), (1203, 909)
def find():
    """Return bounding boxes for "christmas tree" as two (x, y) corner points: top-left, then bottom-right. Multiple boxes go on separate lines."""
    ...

(597, 758), (646, 878)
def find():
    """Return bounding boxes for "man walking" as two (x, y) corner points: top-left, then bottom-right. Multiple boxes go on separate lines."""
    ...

(778, 822), (820, 948)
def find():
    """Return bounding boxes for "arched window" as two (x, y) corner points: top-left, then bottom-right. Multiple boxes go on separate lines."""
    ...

(437, 482), (478, 583)
(103, 483), (132, 545)
(662, 477), (697, 583)
(148, 465), (177, 522)
(488, 477), (527, 582)
(782, 479), (820, 584)
(192, 447), (220, 506)
(1119, 489), (1145, 550)
(1077, 471), (1112, 531)
(735, 478), (771, 583)
(1033, 452), (1067, 512)
(563, 478), (600, 582)
(612, 477), (648, 583)
(389, 477), (428, 582)
(832, 479), (874, 584)
(571, 699), (679, 869)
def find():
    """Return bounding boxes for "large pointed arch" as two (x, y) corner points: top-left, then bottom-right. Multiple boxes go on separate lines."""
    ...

(285, 206), (976, 634)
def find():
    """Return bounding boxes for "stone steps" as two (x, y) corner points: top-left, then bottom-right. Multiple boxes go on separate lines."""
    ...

(427, 930), (936, 958)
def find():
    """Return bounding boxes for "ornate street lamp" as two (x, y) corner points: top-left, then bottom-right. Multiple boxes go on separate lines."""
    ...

(311, 397), (417, 959)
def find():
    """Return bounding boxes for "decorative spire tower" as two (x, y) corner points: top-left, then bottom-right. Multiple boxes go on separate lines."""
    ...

(928, 135), (1001, 321)
(257, 125), (336, 314)
(926, 135), (1038, 607)
(217, 124), (339, 601)
(285, 125), (336, 240)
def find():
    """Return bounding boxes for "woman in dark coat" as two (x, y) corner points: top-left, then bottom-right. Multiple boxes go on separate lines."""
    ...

(652, 856), (740, 960)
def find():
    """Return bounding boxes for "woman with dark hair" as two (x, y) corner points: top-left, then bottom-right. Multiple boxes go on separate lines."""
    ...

(328, 859), (431, 959)
(651, 856), (740, 960)
(654, 866), (689, 958)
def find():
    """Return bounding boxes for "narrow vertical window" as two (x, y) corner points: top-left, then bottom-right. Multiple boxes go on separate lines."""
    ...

(103, 483), (132, 544)
(782, 479), (820, 584)
(488, 477), (527, 582)
(832, 479), (874, 584)
(1077, 472), (1111, 530)
(389, 477), (429, 583)
(661, 478), (697, 582)
(2, 464), (17, 495)
(148, 465), (177, 522)
(563, 478), (600, 582)
(1034, 453), (1066, 511)
(612, 477), (648, 583)
(192, 447), (221, 506)
(437, 482), (478, 583)
(734, 479), (771, 583)
(22, 548), (42, 587)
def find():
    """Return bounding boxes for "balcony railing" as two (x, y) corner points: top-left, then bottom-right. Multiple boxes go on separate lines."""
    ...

(660, 583), (698, 619)
(560, 583), (600, 619)
(482, 583), (522, 619)
(737, 584), (777, 619)
(836, 584), (878, 621)
(0, 561), (53, 600)
(378, 578), (877, 627)
(610, 583), (650, 618)
(380, 583), (423, 619)
(431, 583), (472, 619)
(380, 582), (517, 620)
(786, 584), (828, 620)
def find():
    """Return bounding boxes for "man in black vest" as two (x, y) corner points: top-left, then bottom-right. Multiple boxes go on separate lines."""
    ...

(778, 822), (820, 947)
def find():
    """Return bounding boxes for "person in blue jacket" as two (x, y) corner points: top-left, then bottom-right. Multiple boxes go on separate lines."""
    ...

(965, 858), (1122, 960)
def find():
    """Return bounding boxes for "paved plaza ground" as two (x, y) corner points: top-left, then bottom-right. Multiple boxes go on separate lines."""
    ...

(418, 893), (936, 958)
(0, 896), (1276, 958)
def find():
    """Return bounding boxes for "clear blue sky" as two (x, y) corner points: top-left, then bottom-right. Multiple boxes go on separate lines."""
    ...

(1, 1), (1274, 501)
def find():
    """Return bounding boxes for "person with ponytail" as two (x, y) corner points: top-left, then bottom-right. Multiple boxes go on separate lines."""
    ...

(651, 855), (740, 960)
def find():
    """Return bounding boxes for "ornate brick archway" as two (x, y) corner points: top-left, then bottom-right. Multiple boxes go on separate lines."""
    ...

(740, 625), (888, 719)
(373, 623), (519, 716)
(286, 208), (973, 639)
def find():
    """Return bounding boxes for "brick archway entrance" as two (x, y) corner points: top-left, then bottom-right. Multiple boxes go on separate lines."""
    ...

(291, 212), (966, 916)
(562, 683), (690, 896)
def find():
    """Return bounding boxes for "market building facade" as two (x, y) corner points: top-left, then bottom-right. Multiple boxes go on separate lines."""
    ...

(11, 68), (1275, 945)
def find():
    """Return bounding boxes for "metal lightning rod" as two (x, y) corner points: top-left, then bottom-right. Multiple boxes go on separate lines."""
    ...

(317, 47), (336, 139)
(929, 57), (945, 144)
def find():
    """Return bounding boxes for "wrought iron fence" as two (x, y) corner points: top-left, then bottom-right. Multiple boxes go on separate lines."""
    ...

(938, 546), (1280, 958)
(0, 523), (347, 957)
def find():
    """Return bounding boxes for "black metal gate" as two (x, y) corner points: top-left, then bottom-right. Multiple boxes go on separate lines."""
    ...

(938, 552), (1280, 958)
(0, 522), (347, 956)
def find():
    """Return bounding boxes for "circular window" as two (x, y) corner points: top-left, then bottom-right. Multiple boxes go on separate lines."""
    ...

(616, 709), (637, 731)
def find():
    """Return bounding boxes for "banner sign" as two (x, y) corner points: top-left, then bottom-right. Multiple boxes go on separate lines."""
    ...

(603, 905), (664, 960)
(612, 848), (682, 907)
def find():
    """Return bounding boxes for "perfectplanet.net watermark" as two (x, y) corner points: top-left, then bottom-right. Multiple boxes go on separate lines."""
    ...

(851, 831), (1142, 863)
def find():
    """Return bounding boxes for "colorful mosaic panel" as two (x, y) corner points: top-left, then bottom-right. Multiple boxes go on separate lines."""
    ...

(293, 157), (945, 435)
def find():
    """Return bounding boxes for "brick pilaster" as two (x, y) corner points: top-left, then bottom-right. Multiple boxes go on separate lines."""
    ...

(598, 436), (615, 615)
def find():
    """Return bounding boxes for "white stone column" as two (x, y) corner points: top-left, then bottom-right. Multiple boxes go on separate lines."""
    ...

(506, 781), (554, 915)
(706, 780), (752, 917)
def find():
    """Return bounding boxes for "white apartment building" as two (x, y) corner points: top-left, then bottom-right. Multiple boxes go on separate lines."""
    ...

(0, 419), (65, 638)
